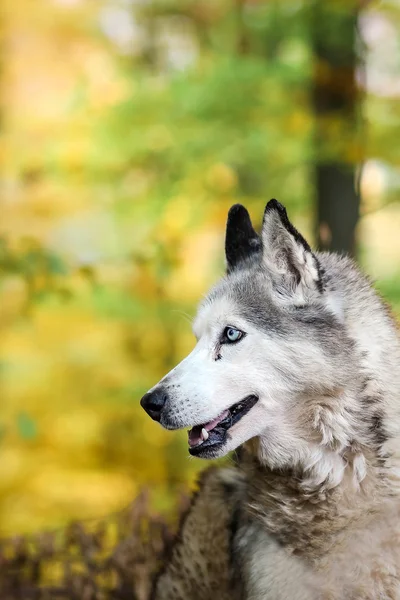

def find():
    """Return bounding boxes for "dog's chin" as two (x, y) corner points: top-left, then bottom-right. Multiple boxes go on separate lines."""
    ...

(187, 394), (259, 459)
(189, 441), (231, 459)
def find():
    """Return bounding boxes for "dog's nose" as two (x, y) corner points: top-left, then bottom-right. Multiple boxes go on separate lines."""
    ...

(140, 388), (168, 422)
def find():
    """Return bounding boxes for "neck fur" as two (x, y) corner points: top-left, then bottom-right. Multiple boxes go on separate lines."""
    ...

(241, 427), (393, 561)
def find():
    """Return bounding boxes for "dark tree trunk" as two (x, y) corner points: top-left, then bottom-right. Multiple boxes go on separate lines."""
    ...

(312, 2), (361, 256)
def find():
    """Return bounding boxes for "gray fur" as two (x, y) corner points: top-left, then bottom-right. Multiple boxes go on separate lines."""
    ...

(144, 201), (400, 599)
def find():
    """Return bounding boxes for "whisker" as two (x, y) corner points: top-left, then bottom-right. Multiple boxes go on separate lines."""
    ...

(170, 309), (194, 326)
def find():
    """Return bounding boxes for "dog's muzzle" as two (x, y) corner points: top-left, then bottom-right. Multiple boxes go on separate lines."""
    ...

(140, 387), (168, 422)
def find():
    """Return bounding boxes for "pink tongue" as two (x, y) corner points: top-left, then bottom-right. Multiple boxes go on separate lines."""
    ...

(188, 410), (229, 447)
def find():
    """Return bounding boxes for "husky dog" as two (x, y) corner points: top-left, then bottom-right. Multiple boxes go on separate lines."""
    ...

(141, 200), (400, 600)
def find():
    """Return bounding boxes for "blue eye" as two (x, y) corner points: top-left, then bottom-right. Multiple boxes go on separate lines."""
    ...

(223, 327), (244, 344)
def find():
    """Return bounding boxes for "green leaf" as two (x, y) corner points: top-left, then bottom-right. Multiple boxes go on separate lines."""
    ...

(17, 413), (38, 441)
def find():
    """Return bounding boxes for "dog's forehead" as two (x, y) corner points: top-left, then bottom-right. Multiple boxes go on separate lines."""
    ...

(193, 294), (238, 335)
(193, 268), (286, 336)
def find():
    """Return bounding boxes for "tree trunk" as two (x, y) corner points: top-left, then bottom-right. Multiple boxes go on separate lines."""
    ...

(312, 2), (361, 256)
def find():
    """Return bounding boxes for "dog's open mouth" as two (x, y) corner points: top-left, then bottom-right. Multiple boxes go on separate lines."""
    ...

(188, 394), (258, 456)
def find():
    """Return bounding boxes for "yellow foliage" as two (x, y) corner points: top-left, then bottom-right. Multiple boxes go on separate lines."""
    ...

(161, 195), (193, 237)
(205, 163), (238, 194)
(286, 110), (312, 135)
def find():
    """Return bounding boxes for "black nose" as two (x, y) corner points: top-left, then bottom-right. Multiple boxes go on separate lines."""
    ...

(140, 388), (168, 422)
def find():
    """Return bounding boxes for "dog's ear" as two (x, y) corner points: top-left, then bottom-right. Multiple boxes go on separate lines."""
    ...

(261, 199), (323, 302)
(225, 204), (261, 273)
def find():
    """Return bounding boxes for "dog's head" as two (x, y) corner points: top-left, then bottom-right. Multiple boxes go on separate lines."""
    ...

(141, 201), (356, 470)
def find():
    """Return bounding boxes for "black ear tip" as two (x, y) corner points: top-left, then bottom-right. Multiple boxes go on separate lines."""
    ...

(265, 199), (287, 217)
(225, 203), (261, 272)
(263, 199), (311, 253)
(227, 203), (249, 221)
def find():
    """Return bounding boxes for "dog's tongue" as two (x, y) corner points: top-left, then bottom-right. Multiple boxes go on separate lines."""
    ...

(188, 410), (229, 448)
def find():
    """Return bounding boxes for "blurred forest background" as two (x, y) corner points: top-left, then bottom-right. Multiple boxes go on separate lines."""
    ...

(0, 0), (400, 537)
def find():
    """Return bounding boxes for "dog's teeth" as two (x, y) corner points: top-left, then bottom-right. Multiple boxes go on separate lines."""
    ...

(201, 428), (209, 441)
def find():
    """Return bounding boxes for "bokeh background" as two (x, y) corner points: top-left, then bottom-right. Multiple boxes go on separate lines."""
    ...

(0, 0), (399, 536)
